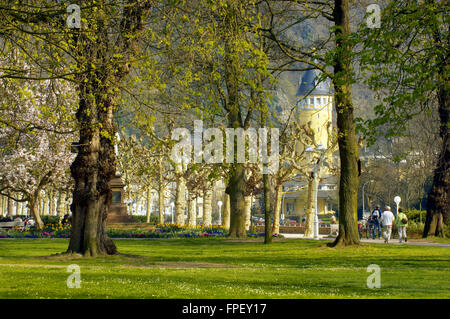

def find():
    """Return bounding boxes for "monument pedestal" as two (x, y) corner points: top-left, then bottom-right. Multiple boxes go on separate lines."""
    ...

(107, 175), (132, 223)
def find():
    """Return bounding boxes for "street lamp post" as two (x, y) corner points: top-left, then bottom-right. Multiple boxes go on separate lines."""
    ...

(313, 164), (319, 239)
(305, 144), (326, 240)
(362, 181), (368, 218)
(394, 196), (401, 217)
(217, 201), (223, 225)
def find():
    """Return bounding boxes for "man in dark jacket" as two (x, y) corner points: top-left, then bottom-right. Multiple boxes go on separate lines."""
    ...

(371, 206), (382, 239)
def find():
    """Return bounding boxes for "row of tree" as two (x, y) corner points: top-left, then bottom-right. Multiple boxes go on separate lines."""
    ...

(0, 0), (447, 256)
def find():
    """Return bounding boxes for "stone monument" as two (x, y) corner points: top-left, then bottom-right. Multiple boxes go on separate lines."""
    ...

(107, 174), (132, 223)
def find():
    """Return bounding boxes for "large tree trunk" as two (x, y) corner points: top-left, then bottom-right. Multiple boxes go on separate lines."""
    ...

(227, 164), (247, 237)
(424, 65), (449, 237)
(67, 79), (118, 256)
(223, 193), (231, 229)
(304, 177), (315, 238)
(203, 188), (212, 227)
(272, 184), (283, 235)
(330, 0), (360, 247)
(65, 1), (151, 257)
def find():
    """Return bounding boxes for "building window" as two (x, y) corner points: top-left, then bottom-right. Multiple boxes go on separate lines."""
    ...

(316, 97), (321, 105)
(310, 98), (314, 106)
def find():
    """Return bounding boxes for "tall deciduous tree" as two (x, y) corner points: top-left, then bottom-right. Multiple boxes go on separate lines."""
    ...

(360, 0), (448, 237)
(262, 0), (361, 245)
(329, 0), (360, 246)
(159, 0), (273, 238)
(65, 1), (153, 256)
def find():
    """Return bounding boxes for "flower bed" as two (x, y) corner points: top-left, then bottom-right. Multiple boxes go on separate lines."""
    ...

(0, 224), (282, 239)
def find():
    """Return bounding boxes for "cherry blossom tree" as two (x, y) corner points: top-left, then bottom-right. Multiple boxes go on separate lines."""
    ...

(0, 77), (76, 229)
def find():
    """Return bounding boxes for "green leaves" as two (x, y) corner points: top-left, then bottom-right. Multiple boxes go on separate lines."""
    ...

(358, 0), (448, 145)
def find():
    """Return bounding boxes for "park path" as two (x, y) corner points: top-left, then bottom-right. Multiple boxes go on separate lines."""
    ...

(281, 233), (450, 248)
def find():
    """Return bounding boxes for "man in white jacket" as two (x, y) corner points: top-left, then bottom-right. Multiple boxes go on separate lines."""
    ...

(380, 206), (395, 244)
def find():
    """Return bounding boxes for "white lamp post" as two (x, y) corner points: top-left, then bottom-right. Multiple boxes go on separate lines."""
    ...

(362, 181), (369, 217)
(394, 196), (401, 217)
(170, 202), (175, 224)
(305, 144), (326, 240)
(217, 201), (223, 225)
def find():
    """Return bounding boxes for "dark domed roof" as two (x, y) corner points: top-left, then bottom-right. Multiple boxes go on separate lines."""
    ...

(296, 69), (332, 96)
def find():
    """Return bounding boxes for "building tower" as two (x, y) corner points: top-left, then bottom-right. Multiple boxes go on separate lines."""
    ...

(295, 68), (333, 150)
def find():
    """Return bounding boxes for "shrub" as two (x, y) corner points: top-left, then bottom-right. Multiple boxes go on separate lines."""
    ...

(41, 215), (62, 227)
(404, 210), (426, 223)
(406, 221), (425, 236)
(131, 215), (158, 224)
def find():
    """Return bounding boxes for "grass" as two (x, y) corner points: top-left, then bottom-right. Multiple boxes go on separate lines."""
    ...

(0, 238), (449, 299)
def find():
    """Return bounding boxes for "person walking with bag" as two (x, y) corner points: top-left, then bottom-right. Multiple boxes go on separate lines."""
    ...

(370, 206), (382, 239)
(380, 206), (395, 244)
(396, 208), (408, 243)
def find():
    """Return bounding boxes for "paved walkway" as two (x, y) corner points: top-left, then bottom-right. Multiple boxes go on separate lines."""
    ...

(280, 233), (450, 247)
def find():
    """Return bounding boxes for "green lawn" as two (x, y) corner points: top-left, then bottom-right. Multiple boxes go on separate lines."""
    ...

(0, 238), (449, 299)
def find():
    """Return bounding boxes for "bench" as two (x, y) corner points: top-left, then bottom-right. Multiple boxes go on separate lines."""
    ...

(0, 221), (26, 231)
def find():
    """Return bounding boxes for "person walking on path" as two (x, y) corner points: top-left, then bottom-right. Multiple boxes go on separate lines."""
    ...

(396, 208), (408, 243)
(380, 206), (395, 243)
(370, 206), (382, 239)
